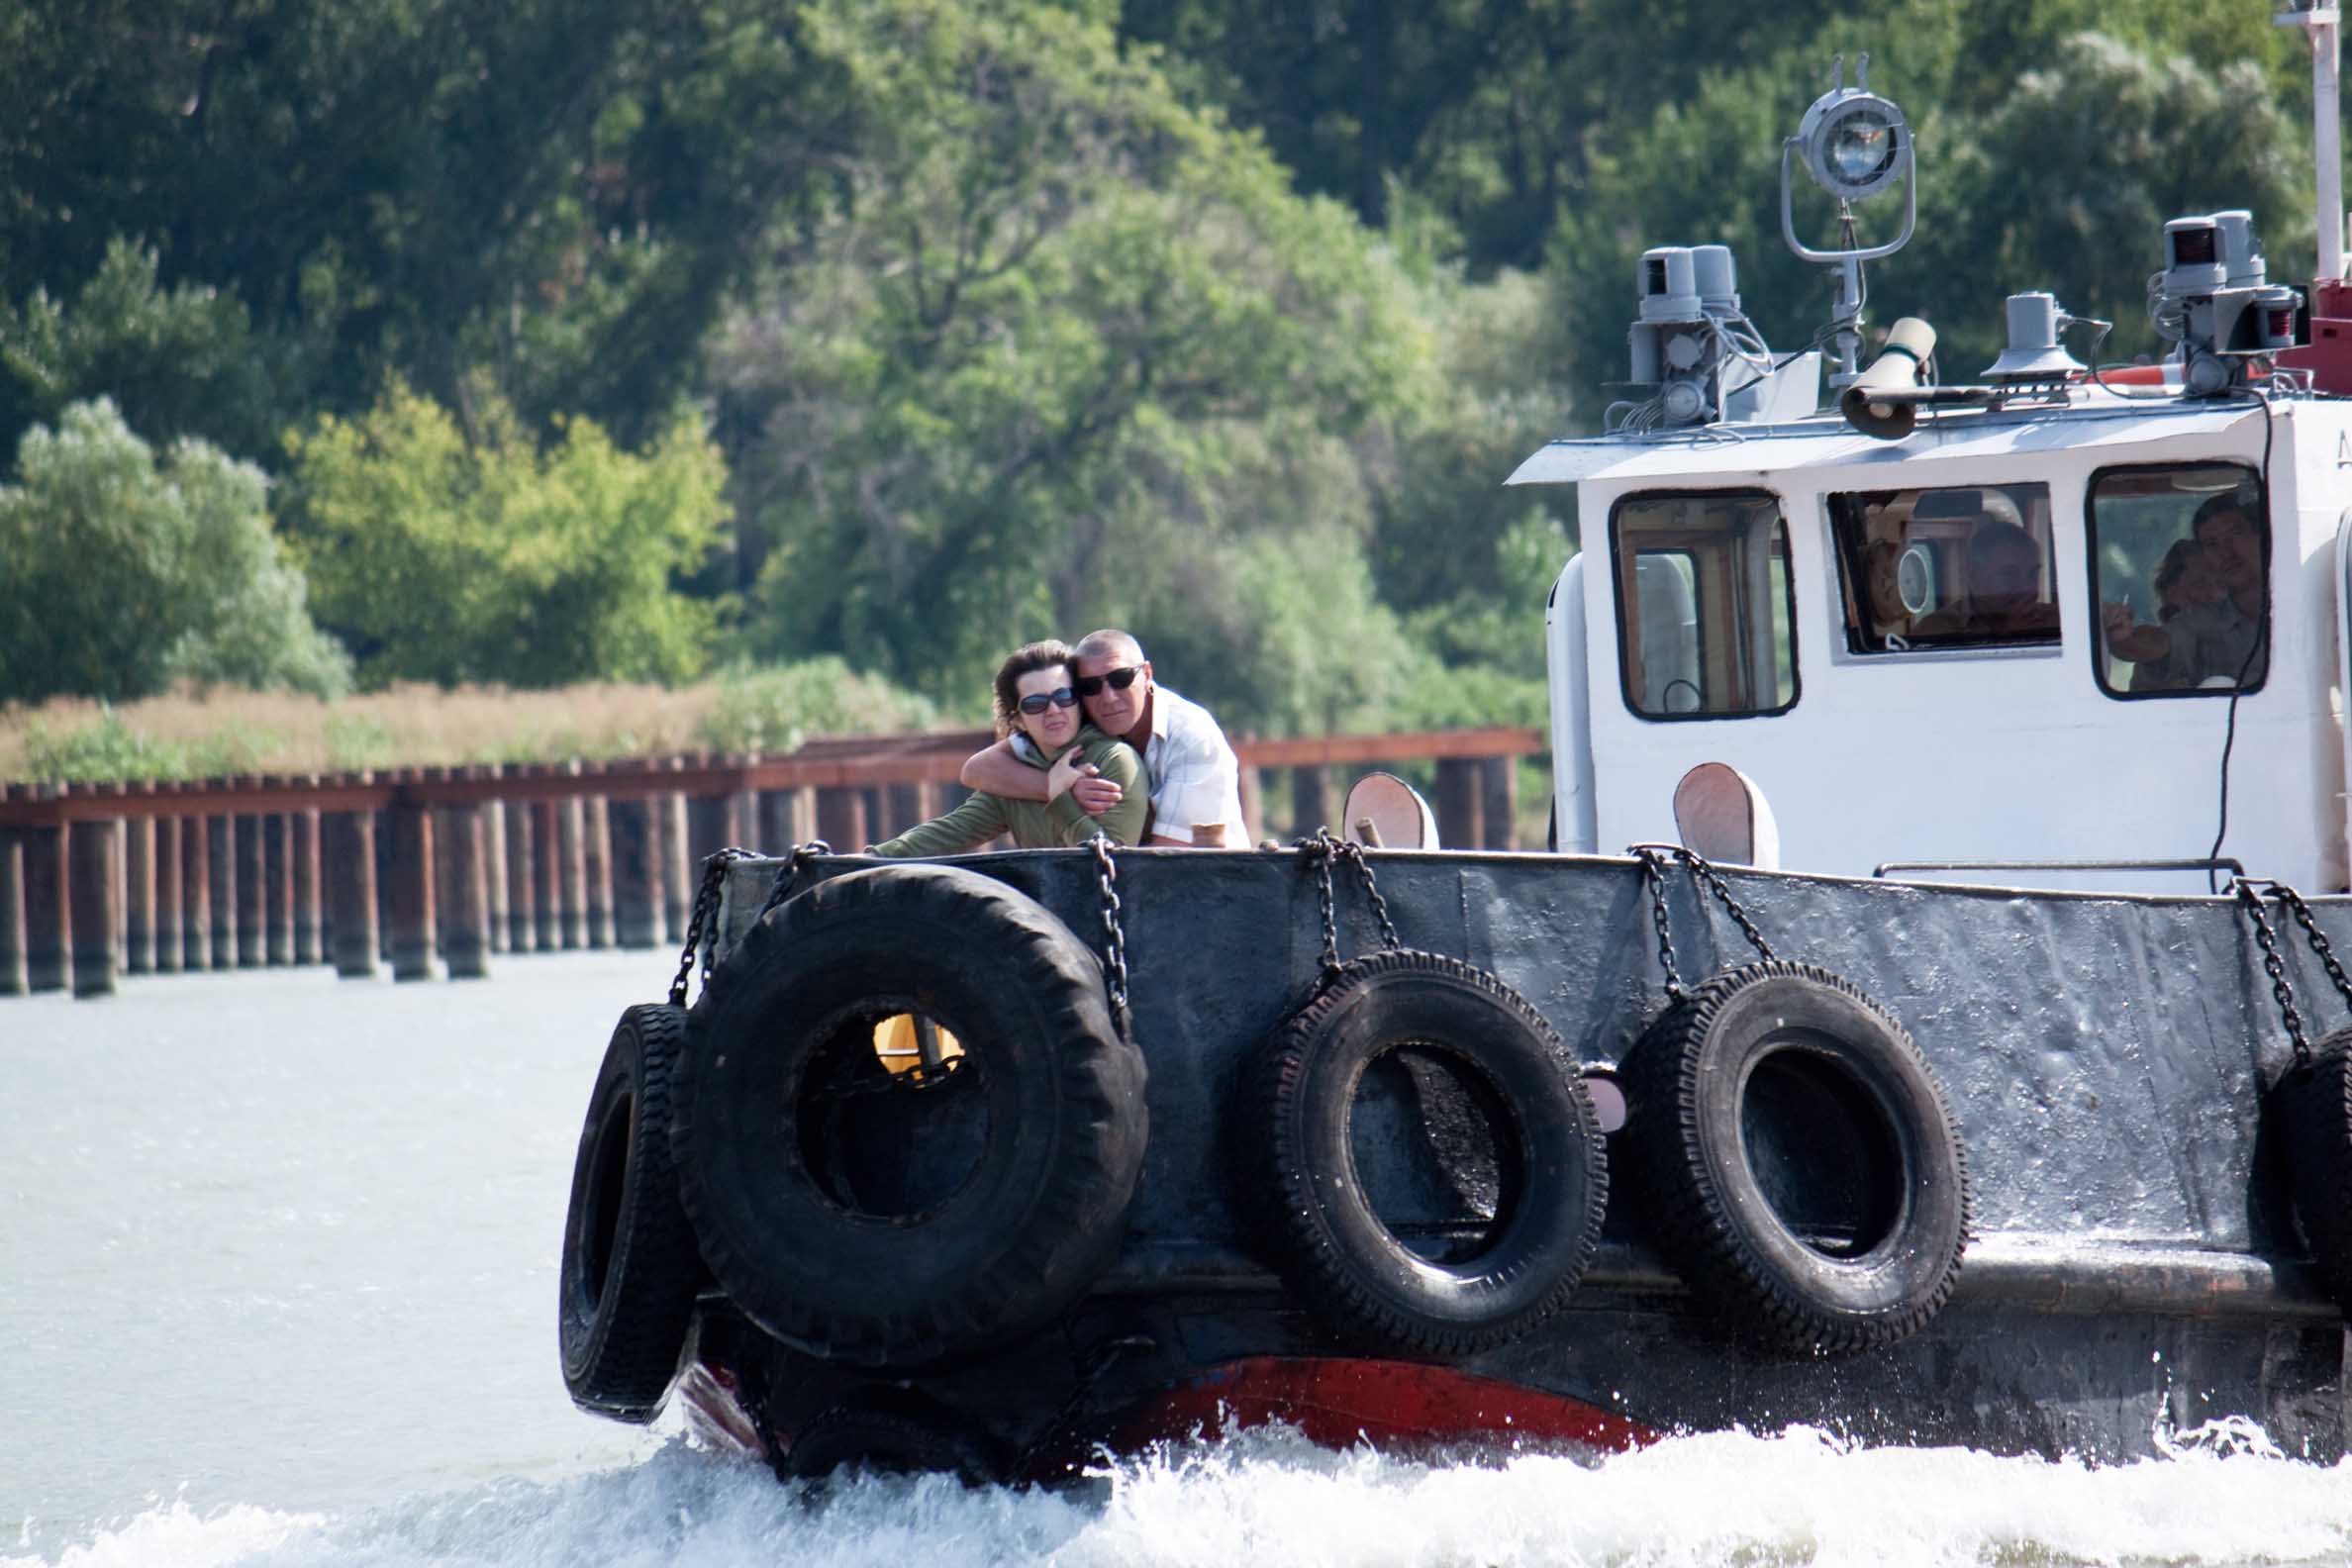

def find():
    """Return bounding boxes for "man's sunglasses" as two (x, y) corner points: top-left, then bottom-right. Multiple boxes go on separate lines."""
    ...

(1073, 667), (1143, 698)
(1017, 687), (1080, 716)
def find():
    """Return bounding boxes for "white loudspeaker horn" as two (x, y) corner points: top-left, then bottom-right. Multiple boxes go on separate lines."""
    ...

(1838, 317), (1939, 440)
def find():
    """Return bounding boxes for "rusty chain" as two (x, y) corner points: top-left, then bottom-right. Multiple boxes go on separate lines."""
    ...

(2268, 883), (2352, 1020)
(1630, 843), (1775, 1007)
(1633, 847), (1687, 1004)
(668, 846), (752, 1007)
(752, 839), (833, 926)
(2233, 878), (2310, 1067)
(1091, 835), (1130, 1035)
(1295, 829), (1404, 989)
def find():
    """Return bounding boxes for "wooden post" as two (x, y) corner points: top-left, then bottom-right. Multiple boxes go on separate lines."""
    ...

(386, 801), (438, 981)
(439, 803), (493, 979)
(0, 831), (25, 996)
(373, 808), (395, 961)
(293, 808), (323, 963)
(686, 791), (739, 872)
(1238, 767), (1264, 846)
(533, 800), (562, 951)
(207, 815), (238, 968)
(234, 812), (265, 967)
(1433, 758), (1483, 851)
(1291, 765), (1330, 840)
(481, 797), (509, 954)
(264, 813), (295, 965)
(814, 786), (865, 851)
(124, 816), (155, 975)
(757, 787), (811, 853)
(1480, 755), (1518, 851)
(659, 792), (691, 942)
(68, 819), (122, 997)
(556, 796), (588, 950)
(324, 809), (380, 978)
(153, 816), (182, 974)
(583, 795), (616, 949)
(504, 797), (537, 953)
(180, 815), (212, 972)
(884, 783), (926, 839)
(608, 797), (661, 948)
(22, 825), (67, 993)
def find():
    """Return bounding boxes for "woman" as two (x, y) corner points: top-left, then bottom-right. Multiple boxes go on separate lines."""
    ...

(2122, 539), (2222, 692)
(869, 639), (1148, 855)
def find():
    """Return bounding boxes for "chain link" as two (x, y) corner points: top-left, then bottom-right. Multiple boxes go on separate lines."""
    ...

(2233, 878), (2310, 1066)
(1090, 835), (1131, 1034)
(1634, 847), (1686, 1004)
(2269, 883), (2352, 1020)
(1674, 845), (1776, 962)
(668, 845), (752, 1007)
(752, 839), (833, 926)
(1291, 833), (1342, 985)
(1332, 836), (1403, 952)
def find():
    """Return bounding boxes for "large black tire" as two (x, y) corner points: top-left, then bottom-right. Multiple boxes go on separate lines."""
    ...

(2271, 1027), (2352, 1312)
(674, 862), (1146, 1369)
(1244, 948), (1609, 1357)
(1622, 961), (1970, 1355)
(558, 1003), (705, 1420)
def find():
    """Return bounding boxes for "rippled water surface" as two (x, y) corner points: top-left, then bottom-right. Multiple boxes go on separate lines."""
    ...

(5, 952), (2351, 1567)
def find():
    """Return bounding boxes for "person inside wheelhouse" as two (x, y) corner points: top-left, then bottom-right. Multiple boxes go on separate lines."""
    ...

(1831, 484), (2059, 652)
(2101, 490), (2269, 690)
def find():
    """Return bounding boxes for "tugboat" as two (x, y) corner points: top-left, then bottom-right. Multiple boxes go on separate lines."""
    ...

(559, 18), (2352, 1480)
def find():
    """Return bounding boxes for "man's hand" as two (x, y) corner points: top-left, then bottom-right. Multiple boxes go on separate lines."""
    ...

(1071, 772), (1124, 817)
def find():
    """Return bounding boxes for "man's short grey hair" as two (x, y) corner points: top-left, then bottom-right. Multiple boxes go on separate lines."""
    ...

(1074, 629), (1145, 664)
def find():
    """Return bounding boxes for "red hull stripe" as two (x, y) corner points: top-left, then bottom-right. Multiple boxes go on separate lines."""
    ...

(1106, 1356), (1656, 1457)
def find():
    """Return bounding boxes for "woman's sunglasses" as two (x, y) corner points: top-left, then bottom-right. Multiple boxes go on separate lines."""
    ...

(1073, 666), (1142, 698)
(1017, 687), (1081, 716)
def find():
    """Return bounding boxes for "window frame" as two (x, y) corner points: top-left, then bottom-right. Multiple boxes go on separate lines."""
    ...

(1607, 486), (1800, 724)
(1821, 481), (2063, 658)
(2083, 459), (2269, 702)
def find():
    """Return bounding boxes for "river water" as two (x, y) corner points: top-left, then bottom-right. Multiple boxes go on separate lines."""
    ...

(5, 951), (2351, 1567)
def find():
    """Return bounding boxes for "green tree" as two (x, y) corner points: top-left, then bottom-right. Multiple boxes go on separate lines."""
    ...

(714, 0), (1442, 729)
(286, 381), (731, 688)
(0, 239), (283, 463)
(0, 399), (349, 703)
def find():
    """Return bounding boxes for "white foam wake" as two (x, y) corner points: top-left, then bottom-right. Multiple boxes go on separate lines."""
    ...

(12, 1424), (2352, 1568)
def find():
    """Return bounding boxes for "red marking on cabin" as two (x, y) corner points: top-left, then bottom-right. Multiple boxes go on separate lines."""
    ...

(2276, 280), (2352, 395)
(1100, 1356), (1655, 1460)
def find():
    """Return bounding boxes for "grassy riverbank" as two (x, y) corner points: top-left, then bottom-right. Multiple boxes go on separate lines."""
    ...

(0, 660), (956, 785)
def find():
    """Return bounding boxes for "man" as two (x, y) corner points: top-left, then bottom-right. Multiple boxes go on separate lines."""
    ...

(2102, 493), (2267, 688)
(1911, 519), (2059, 640)
(958, 629), (1245, 846)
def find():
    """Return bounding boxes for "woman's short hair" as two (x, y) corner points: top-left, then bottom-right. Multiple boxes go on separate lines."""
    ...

(991, 638), (1074, 737)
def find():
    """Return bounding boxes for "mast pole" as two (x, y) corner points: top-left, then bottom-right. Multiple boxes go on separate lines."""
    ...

(2284, 4), (2346, 281)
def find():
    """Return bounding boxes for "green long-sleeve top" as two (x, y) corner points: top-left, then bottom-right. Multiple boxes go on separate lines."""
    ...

(868, 726), (1148, 857)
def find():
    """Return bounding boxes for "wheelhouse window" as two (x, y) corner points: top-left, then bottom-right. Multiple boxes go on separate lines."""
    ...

(1611, 490), (1797, 719)
(1828, 483), (2057, 652)
(2088, 462), (2267, 697)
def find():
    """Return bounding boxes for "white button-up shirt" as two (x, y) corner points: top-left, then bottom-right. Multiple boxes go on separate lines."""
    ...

(1139, 685), (1244, 845)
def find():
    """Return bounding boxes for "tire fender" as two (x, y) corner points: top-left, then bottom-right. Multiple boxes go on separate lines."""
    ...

(1244, 948), (1609, 1358)
(1622, 960), (1971, 1354)
(558, 1003), (705, 1420)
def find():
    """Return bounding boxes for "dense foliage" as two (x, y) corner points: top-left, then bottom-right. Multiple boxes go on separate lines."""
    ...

(0, 0), (2322, 736)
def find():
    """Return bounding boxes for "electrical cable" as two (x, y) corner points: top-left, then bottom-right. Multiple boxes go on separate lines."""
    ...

(2205, 385), (2277, 891)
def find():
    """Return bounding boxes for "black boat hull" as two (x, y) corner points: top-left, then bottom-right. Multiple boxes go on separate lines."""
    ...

(648, 846), (2351, 1473)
